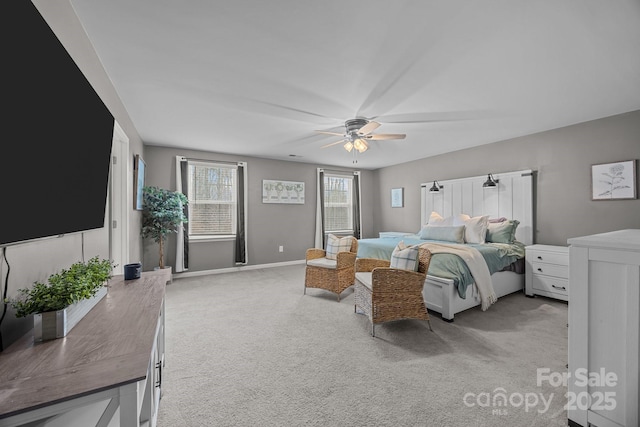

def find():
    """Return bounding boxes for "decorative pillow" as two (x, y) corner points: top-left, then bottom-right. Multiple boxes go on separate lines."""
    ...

(418, 225), (465, 243)
(325, 234), (354, 260)
(453, 213), (470, 225)
(390, 241), (420, 271)
(486, 220), (520, 243)
(427, 211), (454, 227)
(454, 214), (489, 244)
(489, 217), (507, 223)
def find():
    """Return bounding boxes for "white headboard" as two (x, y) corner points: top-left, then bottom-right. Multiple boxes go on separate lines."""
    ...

(420, 169), (534, 246)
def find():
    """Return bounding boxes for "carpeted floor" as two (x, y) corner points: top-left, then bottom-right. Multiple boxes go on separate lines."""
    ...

(157, 264), (569, 427)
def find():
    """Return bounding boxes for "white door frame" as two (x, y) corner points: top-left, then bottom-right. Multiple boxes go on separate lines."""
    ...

(110, 121), (130, 275)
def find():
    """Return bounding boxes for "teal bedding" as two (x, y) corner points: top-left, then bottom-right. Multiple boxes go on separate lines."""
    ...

(357, 236), (525, 298)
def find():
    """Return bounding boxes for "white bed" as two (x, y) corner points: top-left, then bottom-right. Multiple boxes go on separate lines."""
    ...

(350, 170), (534, 321)
(419, 169), (533, 320)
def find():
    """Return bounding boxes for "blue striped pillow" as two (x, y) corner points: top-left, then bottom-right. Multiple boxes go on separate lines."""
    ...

(390, 241), (420, 271)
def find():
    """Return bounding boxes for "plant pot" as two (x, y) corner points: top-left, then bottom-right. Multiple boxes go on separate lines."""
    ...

(33, 285), (108, 342)
(154, 266), (173, 283)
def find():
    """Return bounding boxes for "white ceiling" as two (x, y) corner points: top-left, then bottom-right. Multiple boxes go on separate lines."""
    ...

(69, 0), (640, 170)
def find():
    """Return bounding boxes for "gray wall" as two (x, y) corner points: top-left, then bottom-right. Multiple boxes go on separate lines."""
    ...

(373, 110), (640, 246)
(145, 108), (640, 272)
(142, 146), (375, 272)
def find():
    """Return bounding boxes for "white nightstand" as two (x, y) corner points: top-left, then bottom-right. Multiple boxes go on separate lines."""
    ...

(378, 232), (415, 238)
(525, 244), (569, 301)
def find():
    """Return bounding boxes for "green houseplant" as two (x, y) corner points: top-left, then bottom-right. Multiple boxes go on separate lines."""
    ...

(8, 256), (116, 317)
(7, 256), (116, 341)
(141, 186), (188, 269)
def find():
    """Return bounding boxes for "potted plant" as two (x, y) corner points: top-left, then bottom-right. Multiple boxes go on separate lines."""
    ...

(7, 256), (116, 341)
(141, 186), (188, 270)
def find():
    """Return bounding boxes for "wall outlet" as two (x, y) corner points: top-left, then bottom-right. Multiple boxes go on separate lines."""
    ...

(279, 245), (284, 253)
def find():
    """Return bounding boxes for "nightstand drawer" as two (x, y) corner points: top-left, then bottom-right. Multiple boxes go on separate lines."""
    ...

(532, 275), (568, 296)
(530, 262), (568, 279)
(525, 244), (569, 301)
(527, 251), (568, 266)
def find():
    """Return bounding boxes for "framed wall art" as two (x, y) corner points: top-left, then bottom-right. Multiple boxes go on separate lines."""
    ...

(262, 179), (305, 204)
(134, 154), (146, 210)
(391, 187), (404, 208)
(591, 159), (637, 200)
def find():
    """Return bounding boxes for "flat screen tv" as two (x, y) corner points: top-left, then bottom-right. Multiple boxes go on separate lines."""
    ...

(2, 0), (115, 246)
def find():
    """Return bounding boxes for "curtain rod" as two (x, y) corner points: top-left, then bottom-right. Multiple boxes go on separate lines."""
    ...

(180, 156), (240, 166)
(319, 168), (360, 174)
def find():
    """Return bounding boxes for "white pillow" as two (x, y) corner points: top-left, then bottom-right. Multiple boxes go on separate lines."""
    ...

(455, 214), (489, 244)
(390, 241), (420, 271)
(452, 213), (470, 226)
(325, 234), (354, 260)
(427, 211), (454, 227)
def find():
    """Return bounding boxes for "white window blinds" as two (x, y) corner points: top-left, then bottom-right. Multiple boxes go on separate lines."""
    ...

(323, 174), (353, 233)
(187, 161), (237, 235)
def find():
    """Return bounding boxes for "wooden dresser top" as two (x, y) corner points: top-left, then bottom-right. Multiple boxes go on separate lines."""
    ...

(0, 270), (169, 419)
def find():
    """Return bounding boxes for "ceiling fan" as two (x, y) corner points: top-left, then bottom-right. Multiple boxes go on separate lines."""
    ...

(315, 118), (406, 154)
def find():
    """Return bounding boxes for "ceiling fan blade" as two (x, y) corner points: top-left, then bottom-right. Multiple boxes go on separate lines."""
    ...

(367, 133), (406, 140)
(321, 139), (347, 149)
(315, 130), (345, 137)
(357, 121), (381, 135)
(373, 111), (489, 124)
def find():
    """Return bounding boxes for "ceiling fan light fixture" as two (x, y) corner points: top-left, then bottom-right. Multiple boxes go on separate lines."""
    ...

(318, 118), (406, 158)
(345, 118), (369, 134)
(354, 138), (368, 153)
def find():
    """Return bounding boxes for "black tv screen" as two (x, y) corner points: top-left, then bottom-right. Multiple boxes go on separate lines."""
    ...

(2, 0), (115, 246)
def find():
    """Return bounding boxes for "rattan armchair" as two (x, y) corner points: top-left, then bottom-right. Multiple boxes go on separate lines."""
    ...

(354, 247), (433, 337)
(304, 238), (358, 302)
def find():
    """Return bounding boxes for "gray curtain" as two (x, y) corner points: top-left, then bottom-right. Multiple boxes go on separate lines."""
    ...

(352, 171), (361, 239)
(235, 163), (246, 264)
(180, 159), (190, 269)
(319, 169), (326, 248)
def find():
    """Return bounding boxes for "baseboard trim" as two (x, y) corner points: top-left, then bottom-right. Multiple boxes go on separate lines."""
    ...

(172, 259), (305, 279)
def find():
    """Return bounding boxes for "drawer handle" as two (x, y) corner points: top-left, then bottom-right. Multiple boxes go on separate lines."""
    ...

(156, 361), (162, 388)
(552, 285), (566, 291)
(537, 256), (543, 260)
(537, 268), (543, 272)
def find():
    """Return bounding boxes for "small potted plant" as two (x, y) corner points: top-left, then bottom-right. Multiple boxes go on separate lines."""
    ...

(141, 186), (188, 270)
(7, 256), (116, 341)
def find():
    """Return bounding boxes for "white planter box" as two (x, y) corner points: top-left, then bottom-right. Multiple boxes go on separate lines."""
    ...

(33, 286), (108, 342)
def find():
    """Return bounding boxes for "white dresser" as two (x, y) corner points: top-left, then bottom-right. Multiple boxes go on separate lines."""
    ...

(0, 270), (169, 427)
(567, 229), (640, 427)
(525, 244), (569, 301)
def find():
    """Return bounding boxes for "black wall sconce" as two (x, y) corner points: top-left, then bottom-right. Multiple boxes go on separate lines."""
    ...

(482, 174), (499, 189)
(429, 181), (443, 193)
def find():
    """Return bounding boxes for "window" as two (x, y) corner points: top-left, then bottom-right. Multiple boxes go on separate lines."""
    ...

(314, 168), (360, 248)
(323, 174), (353, 233)
(187, 161), (237, 236)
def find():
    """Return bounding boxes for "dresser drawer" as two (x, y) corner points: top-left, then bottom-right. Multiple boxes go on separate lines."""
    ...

(527, 250), (568, 266)
(532, 275), (568, 296)
(530, 262), (568, 279)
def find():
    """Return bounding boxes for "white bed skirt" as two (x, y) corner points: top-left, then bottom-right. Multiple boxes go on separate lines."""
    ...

(423, 271), (524, 321)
